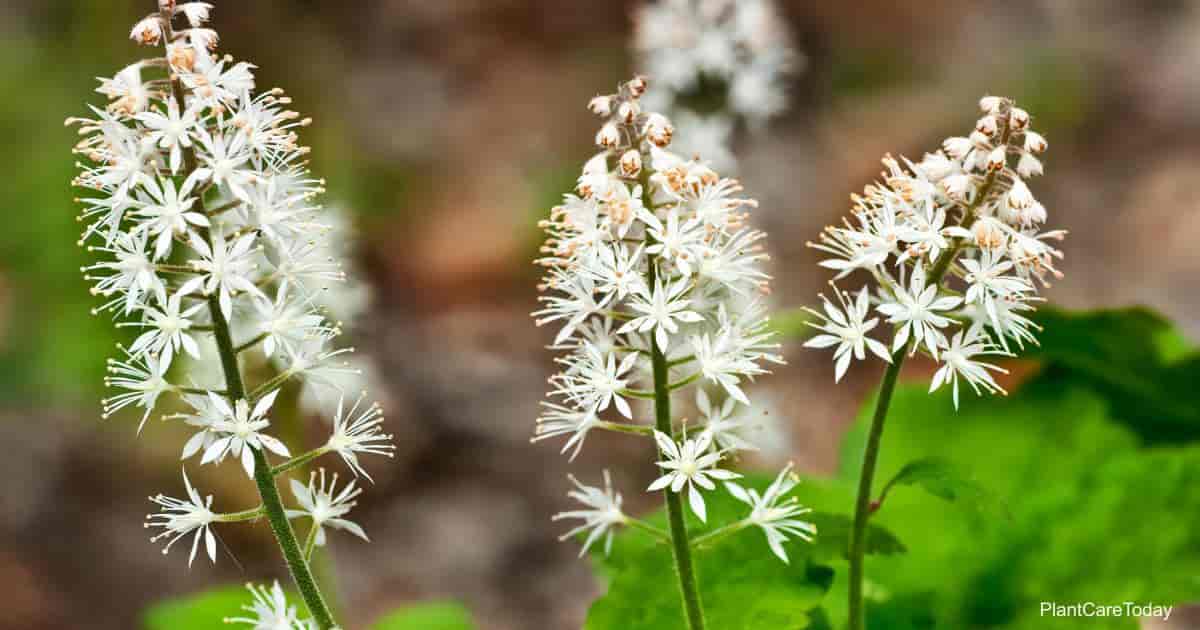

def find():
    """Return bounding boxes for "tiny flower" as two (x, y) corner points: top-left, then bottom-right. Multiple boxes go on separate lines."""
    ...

(588, 95), (613, 117)
(200, 390), (291, 478)
(286, 468), (368, 547)
(104, 351), (172, 431)
(225, 581), (315, 629)
(803, 286), (892, 382)
(875, 266), (962, 360)
(929, 329), (1010, 409)
(125, 290), (205, 366)
(146, 469), (216, 566)
(552, 470), (626, 556)
(182, 229), (263, 321)
(533, 400), (601, 461)
(696, 389), (758, 452)
(647, 430), (741, 522)
(130, 15), (163, 46)
(596, 122), (621, 149)
(326, 393), (394, 481)
(619, 277), (703, 351)
(725, 463), (816, 563)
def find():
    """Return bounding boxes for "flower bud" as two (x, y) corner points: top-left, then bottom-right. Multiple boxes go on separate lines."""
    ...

(588, 95), (613, 117)
(626, 76), (648, 98)
(643, 113), (673, 148)
(976, 115), (998, 137)
(942, 137), (972, 160)
(979, 95), (1003, 113)
(1023, 131), (1047, 154)
(596, 122), (621, 150)
(1005, 178), (1034, 210)
(942, 173), (973, 201)
(130, 16), (163, 46)
(1016, 152), (1043, 178)
(986, 146), (1006, 171)
(619, 149), (642, 177)
(1009, 107), (1029, 130)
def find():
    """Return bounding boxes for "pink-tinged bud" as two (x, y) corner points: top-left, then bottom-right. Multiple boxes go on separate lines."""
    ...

(916, 152), (956, 182)
(617, 100), (640, 124)
(158, 0), (176, 12)
(986, 146), (1006, 171)
(626, 76), (648, 98)
(643, 113), (673, 148)
(1005, 178), (1034, 210)
(130, 16), (163, 46)
(588, 96), (613, 117)
(976, 115), (998, 137)
(979, 95), (1003, 113)
(596, 122), (620, 149)
(942, 137), (972, 160)
(1017, 152), (1043, 178)
(942, 174), (973, 201)
(1009, 107), (1030, 130)
(178, 2), (214, 27)
(1023, 131), (1047, 154)
(972, 216), (1008, 250)
(619, 150), (642, 177)
(968, 130), (991, 148)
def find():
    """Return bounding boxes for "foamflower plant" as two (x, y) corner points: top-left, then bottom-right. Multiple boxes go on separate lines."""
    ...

(70, 2), (395, 628)
(533, 76), (815, 630)
(801, 96), (1066, 630)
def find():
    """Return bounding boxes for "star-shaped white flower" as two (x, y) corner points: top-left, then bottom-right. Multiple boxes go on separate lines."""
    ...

(200, 390), (291, 478)
(286, 468), (368, 547)
(647, 430), (741, 522)
(725, 463), (816, 563)
(552, 470), (627, 556)
(620, 277), (703, 351)
(803, 286), (892, 382)
(146, 469), (216, 566)
(876, 266), (962, 360)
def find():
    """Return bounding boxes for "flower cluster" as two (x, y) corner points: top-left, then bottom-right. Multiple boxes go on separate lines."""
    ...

(71, 0), (394, 588)
(225, 581), (315, 629)
(805, 96), (1066, 407)
(534, 77), (813, 563)
(633, 0), (801, 171)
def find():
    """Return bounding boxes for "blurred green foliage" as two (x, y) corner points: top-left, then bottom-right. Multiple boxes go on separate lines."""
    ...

(371, 602), (477, 630)
(142, 584), (293, 629)
(590, 307), (1200, 629)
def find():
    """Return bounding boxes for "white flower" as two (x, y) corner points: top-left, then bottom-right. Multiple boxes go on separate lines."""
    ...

(648, 430), (741, 522)
(875, 266), (962, 359)
(533, 400), (601, 461)
(125, 290), (205, 366)
(251, 284), (332, 358)
(200, 391), (291, 478)
(134, 98), (198, 174)
(96, 63), (151, 114)
(132, 174), (209, 259)
(930, 329), (1010, 409)
(103, 351), (172, 431)
(696, 389), (757, 452)
(803, 286), (892, 382)
(192, 126), (255, 201)
(286, 468), (368, 547)
(642, 210), (707, 276)
(551, 344), (639, 419)
(146, 469), (216, 566)
(177, 2), (214, 28)
(725, 463), (815, 563)
(619, 278), (703, 351)
(84, 230), (166, 314)
(552, 470), (627, 556)
(225, 581), (315, 630)
(325, 393), (394, 481)
(182, 229), (263, 320)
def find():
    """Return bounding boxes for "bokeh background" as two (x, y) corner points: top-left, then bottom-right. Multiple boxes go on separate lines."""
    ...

(2, 1), (1199, 628)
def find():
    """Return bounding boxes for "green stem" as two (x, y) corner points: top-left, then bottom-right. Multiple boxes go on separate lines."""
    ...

(846, 350), (906, 630)
(626, 518), (672, 543)
(271, 445), (332, 477)
(690, 520), (748, 550)
(156, 8), (337, 625)
(302, 522), (320, 562)
(846, 103), (1015, 630)
(235, 332), (269, 354)
(213, 506), (265, 523)
(649, 264), (706, 630)
(596, 420), (654, 436)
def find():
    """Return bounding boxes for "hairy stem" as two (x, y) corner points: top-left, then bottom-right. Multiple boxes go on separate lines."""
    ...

(157, 7), (337, 626)
(846, 350), (905, 630)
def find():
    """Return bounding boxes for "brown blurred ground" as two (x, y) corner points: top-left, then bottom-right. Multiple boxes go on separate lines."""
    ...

(1, 1), (1199, 628)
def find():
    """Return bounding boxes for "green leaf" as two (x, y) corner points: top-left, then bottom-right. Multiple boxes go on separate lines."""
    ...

(877, 457), (1004, 517)
(826, 309), (1200, 629)
(142, 586), (283, 629)
(1026, 306), (1200, 443)
(371, 602), (476, 630)
(806, 512), (907, 561)
(585, 476), (836, 630)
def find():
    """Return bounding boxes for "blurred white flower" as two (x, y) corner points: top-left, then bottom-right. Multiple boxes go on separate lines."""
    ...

(552, 470), (627, 556)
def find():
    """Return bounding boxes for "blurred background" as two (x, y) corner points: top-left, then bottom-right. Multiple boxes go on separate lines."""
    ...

(2, 1), (1199, 628)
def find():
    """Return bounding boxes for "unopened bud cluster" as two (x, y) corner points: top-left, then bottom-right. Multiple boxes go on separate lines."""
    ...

(533, 77), (814, 563)
(805, 97), (1067, 407)
(69, 4), (391, 626)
